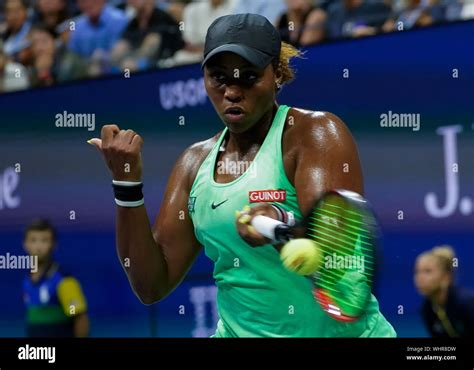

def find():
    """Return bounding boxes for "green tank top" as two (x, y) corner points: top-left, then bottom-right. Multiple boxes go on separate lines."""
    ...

(189, 104), (396, 337)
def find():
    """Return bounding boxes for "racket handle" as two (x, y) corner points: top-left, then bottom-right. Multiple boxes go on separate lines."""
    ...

(251, 215), (291, 243)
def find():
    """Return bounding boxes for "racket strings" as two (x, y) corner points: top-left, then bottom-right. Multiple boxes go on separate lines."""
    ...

(308, 224), (373, 254)
(312, 206), (373, 237)
(307, 223), (374, 256)
(306, 197), (377, 318)
(320, 201), (370, 219)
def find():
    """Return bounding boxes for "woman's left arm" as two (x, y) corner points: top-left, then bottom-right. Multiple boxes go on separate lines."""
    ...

(236, 111), (364, 245)
(292, 111), (364, 215)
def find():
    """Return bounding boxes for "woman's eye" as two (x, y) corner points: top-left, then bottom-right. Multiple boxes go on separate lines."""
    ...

(212, 74), (226, 83)
(244, 73), (257, 81)
(210, 71), (258, 85)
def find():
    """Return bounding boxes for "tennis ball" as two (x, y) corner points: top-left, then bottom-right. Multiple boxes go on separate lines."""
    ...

(280, 238), (322, 275)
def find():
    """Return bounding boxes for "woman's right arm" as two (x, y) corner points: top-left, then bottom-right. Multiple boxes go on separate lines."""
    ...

(90, 125), (209, 304)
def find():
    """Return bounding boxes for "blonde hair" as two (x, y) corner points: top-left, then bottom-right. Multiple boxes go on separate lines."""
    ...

(431, 245), (456, 274)
(275, 42), (305, 87)
(420, 245), (456, 275)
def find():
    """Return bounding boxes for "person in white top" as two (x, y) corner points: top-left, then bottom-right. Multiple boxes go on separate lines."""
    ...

(0, 40), (30, 92)
(163, 0), (236, 66)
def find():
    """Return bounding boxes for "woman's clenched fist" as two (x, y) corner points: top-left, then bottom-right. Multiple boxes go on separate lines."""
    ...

(88, 124), (144, 181)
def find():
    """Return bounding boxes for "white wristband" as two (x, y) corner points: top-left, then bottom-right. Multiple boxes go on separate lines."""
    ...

(112, 180), (142, 186)
(114, 198), (145, 208)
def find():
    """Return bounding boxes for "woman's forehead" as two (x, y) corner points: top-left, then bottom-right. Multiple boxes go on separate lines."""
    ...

(417, 254), (436, 265)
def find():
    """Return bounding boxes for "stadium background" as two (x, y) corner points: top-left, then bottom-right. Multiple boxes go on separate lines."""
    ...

(0, 20), (473, 337)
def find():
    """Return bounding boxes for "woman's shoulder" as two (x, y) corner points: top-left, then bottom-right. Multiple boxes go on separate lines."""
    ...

(284, 107), (353, 145)
(451, 286), (474, 309)
(288, 106), (344, 122)
(183, 131), (222, 160)
(175, 131), (223, 188)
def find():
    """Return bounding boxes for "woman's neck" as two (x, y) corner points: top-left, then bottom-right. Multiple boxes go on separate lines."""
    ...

(226, 103), (278, 155)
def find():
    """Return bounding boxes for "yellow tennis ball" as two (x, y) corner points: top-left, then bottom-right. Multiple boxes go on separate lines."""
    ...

(280, 238), (322, 275)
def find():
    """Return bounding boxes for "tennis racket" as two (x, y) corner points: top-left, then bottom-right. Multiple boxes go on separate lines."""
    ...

(251, 189), (380, 322)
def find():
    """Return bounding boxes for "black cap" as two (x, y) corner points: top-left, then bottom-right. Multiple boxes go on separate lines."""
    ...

(202, 13), (281, 69)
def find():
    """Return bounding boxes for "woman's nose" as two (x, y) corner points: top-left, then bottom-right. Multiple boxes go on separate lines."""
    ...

(224, 84), (243, 102)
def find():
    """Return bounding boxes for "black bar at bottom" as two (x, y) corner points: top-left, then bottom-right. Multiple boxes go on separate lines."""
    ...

(0, 338), (472, 369)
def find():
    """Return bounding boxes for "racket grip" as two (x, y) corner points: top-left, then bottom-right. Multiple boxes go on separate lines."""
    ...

(251, 215), (285, 243)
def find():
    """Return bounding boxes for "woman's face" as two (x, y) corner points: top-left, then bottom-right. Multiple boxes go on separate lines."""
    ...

(31, 29), (55, 56)
(414, 255), (449, 297)
(38, 0), (65, 14)
(5, 0), (27, 32)
(204, 52), (277, 134)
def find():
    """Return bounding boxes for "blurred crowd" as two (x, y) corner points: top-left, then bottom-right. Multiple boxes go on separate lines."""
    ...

(1, 0), (473, 93)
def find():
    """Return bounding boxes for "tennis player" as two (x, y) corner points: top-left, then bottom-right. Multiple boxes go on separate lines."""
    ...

(89, 13), (396, 337)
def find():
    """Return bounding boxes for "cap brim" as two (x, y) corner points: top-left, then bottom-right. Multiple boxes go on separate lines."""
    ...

(201, 43), (273, 69)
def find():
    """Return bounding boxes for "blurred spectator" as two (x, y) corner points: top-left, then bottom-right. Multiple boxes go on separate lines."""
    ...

(0, 38), (29, 91)
(1, 0), (32, 62)
(115, 0), (191, 22)
(31, 0), (69, 37)
(110, 0), (184, 72)
(167, 0), (236, 66)
(277, 0), (327, 47)
(233, 0), (287, 25)
(382, 0), (439, 32)
(156, 0), (192, 23)
(23, 219), (89, 337)
(28, 25), (56, 86)
(0, 0), (471, 93)
(460, 0), (474, 19)
(425, 0), (474, 22)
(443, 0), (464, 21)
(326, 0), (391, 39)
(414, 245), (474, 337)
(68, 0), (128, 58)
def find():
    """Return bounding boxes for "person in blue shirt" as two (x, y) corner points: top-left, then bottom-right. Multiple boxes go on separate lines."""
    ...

(232, 0), (287, 25)
(414, 245), (474, 338)
(23, 219), (89, 337)
(1, 0), (32, 61)
(68, 0), (129, 58)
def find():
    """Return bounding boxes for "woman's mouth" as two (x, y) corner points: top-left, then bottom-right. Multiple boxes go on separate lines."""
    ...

(224, 107), (245, 122)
